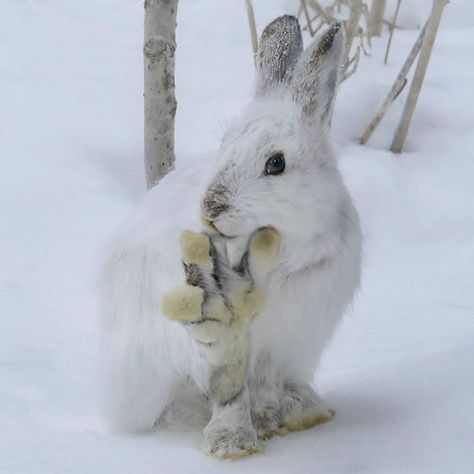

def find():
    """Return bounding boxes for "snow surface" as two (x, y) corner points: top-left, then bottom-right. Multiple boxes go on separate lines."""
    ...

(1, 0), (473, 472)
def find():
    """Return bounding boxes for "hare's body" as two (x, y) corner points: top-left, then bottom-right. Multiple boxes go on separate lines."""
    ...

(102, 17), (361, 457)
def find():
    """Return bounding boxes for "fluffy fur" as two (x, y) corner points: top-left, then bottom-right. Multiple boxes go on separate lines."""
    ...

(101, 17), (362, 458)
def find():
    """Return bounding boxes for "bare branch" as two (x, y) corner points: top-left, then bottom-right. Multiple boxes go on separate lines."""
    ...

(369, 0), (386, 37)
(360, 20), (428, 145)
(244, 0), (258, 60)
(384, 0), (402, 64)
(342, 0), (363, 71)
(301, 0), (315, 36)
(391, 0), (449, 153)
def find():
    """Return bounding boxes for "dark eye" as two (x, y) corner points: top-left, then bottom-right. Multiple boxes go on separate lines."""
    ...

(264, 153), (285, 176)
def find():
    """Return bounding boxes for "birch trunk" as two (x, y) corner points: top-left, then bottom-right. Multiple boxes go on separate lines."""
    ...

(144, 0), (178, 189)
(369, 0), (386, 36)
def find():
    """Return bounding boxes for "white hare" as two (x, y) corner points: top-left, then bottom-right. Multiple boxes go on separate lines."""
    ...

(101, 16), (362, 459)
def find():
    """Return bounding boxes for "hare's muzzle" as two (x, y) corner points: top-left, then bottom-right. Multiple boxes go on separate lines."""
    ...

(201, 183), (231, 222)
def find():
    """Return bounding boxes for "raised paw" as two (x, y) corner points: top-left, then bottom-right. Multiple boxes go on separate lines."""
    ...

(160, 284), (204, 323)
(161, 227), (280, 345)
(161, 231), (233, 344)
(280, 382), (334, 432)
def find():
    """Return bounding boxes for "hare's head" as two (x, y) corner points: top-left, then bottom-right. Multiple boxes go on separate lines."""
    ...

(202, 16), (345, 245)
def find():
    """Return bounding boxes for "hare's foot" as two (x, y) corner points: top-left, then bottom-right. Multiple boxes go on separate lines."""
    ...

(203, 422), (260, 459)
(250, 353), (285, 439)
(280, 382), (334, 432)
(156, 378), (211, 431)
(252, 407), (286, 439)
(202, 392), (260, 459)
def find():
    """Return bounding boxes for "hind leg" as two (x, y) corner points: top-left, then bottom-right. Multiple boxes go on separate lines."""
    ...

(102, 339), (175, 432)
(157, 377), (211, 431)
(279, 382), (334, 432)
(249, 353), (286, 439)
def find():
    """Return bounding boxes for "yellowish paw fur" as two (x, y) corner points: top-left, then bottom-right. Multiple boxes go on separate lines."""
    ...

(249, 227), (280, 263)
(206, 297), (233, 324)
(179, 230), (211, 265)
(161, 285), (203, 322)
(257, 427), (288, 440)
(210, 445), (262, 460)
(282, 410), (334, 432)
(231, 284), (265, 327)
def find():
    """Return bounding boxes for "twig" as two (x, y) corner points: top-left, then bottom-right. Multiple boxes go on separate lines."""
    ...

(391, 0), (449, 153)
(342, 0), (363, 71)
(369, 0), (386, 37)
(363, 3), (372, 47)
(383, 18), (402, 29)
(360, 20), (428, 145)
(244, 0), (258, 61)
(301, 0), (315, 36)
(301, 13), (321, 32)
(384, 0), (402, 64)
(306, 0), (333, 24)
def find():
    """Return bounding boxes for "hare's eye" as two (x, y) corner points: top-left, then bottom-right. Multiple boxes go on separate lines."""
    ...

(264, 153), (285, 176)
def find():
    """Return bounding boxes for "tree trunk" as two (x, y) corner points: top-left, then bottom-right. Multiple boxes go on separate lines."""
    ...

(369, 0), (386, 36)
(144, 0), (178, 189)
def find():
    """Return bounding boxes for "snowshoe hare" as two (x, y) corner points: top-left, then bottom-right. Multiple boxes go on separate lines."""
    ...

(102, 16), (361, 459)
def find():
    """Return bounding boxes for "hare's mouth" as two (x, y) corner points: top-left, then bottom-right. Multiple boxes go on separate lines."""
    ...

(202, 218), (238, 239)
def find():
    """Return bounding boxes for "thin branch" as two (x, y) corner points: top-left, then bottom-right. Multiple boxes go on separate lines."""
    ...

(369, 0), (386, 37)
(384, 0), (402, 64)
(342, 0), (363, 71)
(301, 0), (315, 36)
(306, 0), (333, 24)
(391, 0), (449, 153)
(360, 20), (428, 145)
(244, 0), (258, 61)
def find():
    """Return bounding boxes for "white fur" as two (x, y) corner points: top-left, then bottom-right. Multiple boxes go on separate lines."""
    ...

(100, 20), (362, 443)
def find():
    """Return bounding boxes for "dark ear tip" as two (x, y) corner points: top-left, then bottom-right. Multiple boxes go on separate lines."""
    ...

(330, 22), (342, 33)
(261, 15), (301, 38)
(319, 22), (345, 55)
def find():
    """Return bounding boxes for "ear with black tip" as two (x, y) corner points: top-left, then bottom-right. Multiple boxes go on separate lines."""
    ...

(290, 23), (345, 129)
(255, 15), (303, 97)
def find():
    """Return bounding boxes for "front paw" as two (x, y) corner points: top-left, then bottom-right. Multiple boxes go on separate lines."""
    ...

(202, 421), (260, 459)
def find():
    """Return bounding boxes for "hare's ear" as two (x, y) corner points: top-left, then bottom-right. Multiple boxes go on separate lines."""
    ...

(255, 15), (303, 97)
(290, 23), (345, 129)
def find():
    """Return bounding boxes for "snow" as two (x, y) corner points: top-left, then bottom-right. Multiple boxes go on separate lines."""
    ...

(1, 0), (473, 472)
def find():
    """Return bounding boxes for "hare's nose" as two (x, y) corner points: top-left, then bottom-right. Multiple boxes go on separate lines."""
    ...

(201, 184), (231, 221)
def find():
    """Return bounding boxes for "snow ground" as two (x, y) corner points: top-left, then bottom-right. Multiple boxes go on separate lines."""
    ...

(1, 0), (473, 472)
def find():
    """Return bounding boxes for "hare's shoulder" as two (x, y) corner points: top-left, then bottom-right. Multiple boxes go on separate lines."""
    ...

(111, 153), (216, 288)
(133, 153), (216, 239)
